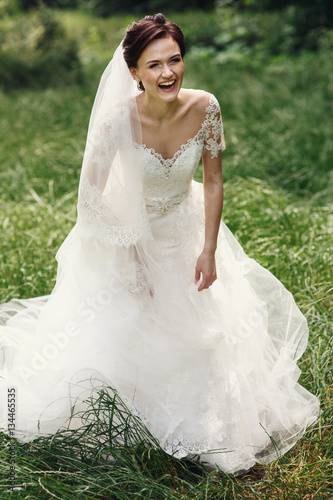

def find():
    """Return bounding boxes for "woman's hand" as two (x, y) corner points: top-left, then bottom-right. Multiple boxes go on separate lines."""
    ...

(195, 251), (217, 292)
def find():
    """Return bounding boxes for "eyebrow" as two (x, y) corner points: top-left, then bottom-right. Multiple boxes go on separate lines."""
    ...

(146, 53), (181, 65)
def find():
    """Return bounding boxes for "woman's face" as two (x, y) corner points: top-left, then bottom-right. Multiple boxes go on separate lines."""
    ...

(131, 36), (184, 102)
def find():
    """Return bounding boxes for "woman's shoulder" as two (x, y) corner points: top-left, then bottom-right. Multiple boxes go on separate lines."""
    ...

(180, 89), (220, 119)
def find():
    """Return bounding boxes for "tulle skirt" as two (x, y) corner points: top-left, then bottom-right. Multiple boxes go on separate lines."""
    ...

(0, 180), (319, 475)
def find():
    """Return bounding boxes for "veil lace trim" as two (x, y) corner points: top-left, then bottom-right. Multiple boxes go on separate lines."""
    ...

(77, 183), (149, 248)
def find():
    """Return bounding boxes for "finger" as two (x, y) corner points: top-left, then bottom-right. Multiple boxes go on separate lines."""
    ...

(198, 274), (216, 292)
(195, 269), (201, 283)
(198, 277), (209, 292)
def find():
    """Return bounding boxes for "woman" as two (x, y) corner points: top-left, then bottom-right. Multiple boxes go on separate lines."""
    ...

(0, 14), (319, 475)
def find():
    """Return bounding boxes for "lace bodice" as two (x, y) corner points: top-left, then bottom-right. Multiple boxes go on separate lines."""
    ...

(77, 93), (225, 245)
(138, 94), (226, 214)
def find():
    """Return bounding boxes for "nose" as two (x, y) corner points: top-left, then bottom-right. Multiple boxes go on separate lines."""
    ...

(161, 64), (173, 79)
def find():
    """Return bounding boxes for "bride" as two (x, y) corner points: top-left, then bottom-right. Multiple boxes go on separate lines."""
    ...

(0, 14), (319, 476)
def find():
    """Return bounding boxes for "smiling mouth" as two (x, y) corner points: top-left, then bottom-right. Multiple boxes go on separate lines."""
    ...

(158, 80), (176, 91)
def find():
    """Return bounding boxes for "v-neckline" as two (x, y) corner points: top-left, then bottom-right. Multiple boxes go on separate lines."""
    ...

(137, 94), (216, 168)
(139, 119), (206, 168)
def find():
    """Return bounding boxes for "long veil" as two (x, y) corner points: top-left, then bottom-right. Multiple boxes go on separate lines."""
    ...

(75, 41), (154, 293)
(0, 41), (209, 441)
(0, 42), (157, 440)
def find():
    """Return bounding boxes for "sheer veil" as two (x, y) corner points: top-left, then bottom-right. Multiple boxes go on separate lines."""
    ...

(75, 41), (156, 300)
(77, 41), (150, 248)
(0, 42), (159, 440)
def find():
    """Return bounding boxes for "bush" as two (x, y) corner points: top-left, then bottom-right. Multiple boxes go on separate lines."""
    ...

(217, 1), (333, 55)
(18, 0), (80, 9)
(81, 0), (215, 17)
(190, 2), (333, 66)
(0, 0), (20, 16)
(244, 0), (333, 29)
(0, 8), (82, 90)
(171, 11), (220, 49)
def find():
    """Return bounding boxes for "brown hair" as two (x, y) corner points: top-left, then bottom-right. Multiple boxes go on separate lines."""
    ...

(122, 13), (186, 70)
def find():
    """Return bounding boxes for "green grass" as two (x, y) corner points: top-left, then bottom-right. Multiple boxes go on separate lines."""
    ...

(0, 9), (332, 500)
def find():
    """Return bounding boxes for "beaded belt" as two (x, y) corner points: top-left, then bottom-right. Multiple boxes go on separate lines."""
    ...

(145, 193), (187, 215)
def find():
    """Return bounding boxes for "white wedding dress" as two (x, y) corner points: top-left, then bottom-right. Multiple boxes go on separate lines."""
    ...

(0, 94), (319, 475)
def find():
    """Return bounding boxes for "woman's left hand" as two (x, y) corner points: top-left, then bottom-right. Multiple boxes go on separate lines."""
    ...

(195, 251), (217, 292)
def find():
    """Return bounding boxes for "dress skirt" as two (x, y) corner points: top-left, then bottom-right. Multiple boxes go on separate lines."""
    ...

(0, 180), (319, 475)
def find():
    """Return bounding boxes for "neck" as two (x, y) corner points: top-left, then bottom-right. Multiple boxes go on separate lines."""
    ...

(141, 92), (180, 122)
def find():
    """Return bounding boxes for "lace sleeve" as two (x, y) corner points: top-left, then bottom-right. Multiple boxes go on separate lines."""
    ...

(202, 95), (226, 158)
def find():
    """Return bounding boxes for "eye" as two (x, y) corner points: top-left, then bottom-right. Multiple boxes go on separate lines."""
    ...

(170, 57), (181, 63)
(149, 63), (159, 68)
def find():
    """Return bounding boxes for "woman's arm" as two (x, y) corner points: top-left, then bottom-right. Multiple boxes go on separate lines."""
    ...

(195, 150), (223, 291)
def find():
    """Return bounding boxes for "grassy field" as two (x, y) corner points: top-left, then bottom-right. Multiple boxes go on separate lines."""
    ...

(0, 9), (332, 499)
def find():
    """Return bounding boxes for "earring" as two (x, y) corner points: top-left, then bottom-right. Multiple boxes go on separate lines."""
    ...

(137, 80), (144, 92)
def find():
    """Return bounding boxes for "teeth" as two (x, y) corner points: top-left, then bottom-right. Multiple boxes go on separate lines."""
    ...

(159, 81), (175, 87)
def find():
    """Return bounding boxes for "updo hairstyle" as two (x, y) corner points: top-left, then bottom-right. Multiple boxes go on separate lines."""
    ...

(122, 13), (186, 72)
